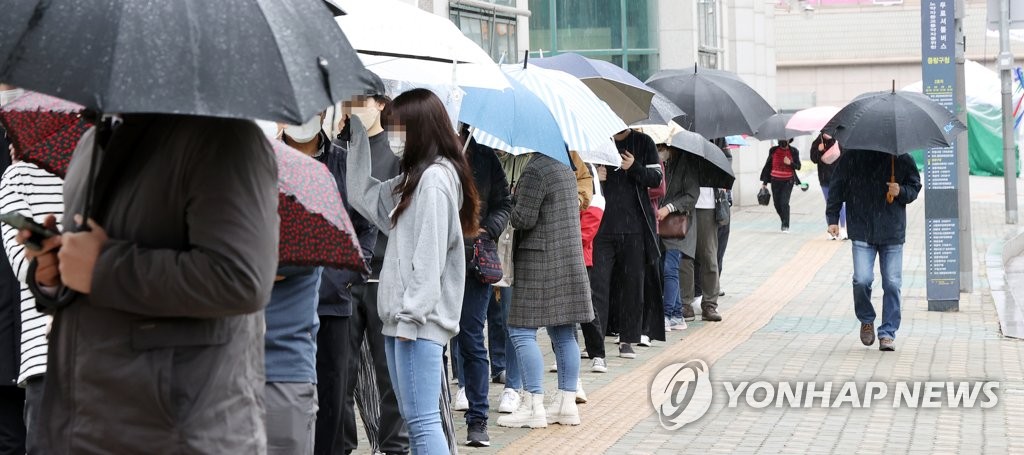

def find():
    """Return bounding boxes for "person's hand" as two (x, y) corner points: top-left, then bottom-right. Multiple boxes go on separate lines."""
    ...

(656, 206), (670, 221)
(596, 165), (608, 182)
(887, 182), (900, 198)
(620, 151), (635, 170)
(398, 337), (412, 342)
(762, 183), (768, 189)
(57, 215), (108, 294)
(828, 224), (840, 238)
(783, 156), (792, 166)
(16, 215), (62, 286)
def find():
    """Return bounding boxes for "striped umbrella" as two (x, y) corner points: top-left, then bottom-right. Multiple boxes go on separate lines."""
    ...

(498, 64), (626, 166)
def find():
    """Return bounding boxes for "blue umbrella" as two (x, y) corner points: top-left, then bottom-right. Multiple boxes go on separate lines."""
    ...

(460, 76), (570, 165)
(531, 52), (655, 124)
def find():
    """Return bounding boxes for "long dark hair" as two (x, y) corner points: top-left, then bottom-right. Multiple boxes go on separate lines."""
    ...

(383, 89), (480, 235)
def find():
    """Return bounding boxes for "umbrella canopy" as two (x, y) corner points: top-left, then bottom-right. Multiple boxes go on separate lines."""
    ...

(754, 113), (804, 141)
(335, 0), (508, 90)
(668, 129), (736, 190)
(646, 66), (776, 138)
(502, 65), (626, 166)
(0, 0), (376, 125)
(632, 91), (688, 127)
(822, 90), (967, 155)
(786, 106), (842, 132)
(530, 53), (655, 124)
(0, 91), (92, 178)
(461, 77), (570, 165)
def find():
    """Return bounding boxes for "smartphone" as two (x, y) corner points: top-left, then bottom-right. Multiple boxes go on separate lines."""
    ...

(0, 212), (57, 251)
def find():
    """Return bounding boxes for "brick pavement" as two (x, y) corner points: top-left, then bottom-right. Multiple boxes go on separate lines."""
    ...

(354, 175), (1024, 454)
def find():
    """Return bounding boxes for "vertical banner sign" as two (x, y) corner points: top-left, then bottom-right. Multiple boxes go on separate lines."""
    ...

(921, 0), (961, 309)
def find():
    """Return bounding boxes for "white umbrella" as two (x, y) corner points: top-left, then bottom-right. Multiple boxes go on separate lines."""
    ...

(335, 0), (508, 90)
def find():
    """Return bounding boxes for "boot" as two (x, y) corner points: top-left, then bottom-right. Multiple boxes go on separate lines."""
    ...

(702, 301), (722, 322)
(497, 392), (547, 429)
(545, 390), (581, 426)
(682, 302), (696, 322)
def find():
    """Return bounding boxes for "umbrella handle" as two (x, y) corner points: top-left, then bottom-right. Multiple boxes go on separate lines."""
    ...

(886, 156), (895, 204)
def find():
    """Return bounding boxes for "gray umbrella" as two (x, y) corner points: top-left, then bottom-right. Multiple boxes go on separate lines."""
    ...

(632, 91), (687, 126)
(646, 66), (776, 139)
(530, 52), (656, 124)
(0, 0), (377, 125)
(754, 113), (804, 141)
(822, 89), (966, 155)
(668, 129), (735, 190)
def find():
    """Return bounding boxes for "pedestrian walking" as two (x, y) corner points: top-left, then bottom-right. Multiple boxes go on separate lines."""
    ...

(760, 139), (802, 232)
(810, 132), (847, 240)
(826, 150), (921, 352)
(657, 145), (699, 331)
(497, 152), (594, 430)
(346, 89), (480, 455)
(22, 114), (278, 453)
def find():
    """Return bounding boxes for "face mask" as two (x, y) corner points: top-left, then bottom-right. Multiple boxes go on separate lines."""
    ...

(387, 133), (405, 158)
(254, 119), (280, 139)
(352, 109), (380, 131)
(0, 89), (23, 106)
(283, 115), (322, 143)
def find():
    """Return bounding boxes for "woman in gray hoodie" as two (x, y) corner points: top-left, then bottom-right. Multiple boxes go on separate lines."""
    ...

(346, 89), (480, 454)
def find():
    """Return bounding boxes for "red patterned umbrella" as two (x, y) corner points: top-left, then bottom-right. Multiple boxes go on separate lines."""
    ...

(0, 92), (364, 272)
(0, 91), (92, 177)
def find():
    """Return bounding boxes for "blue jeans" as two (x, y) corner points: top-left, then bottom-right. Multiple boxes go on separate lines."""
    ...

(822, 186), (847, 227)
(486, 287), (507, 376)
(500, 288), (522, 390)
(383, 337), (448, 455)
(455, 277), (491, 424)
(508, 325), (579, 394)
(662, 249), (683, 319)
(852, 241), (904, 340)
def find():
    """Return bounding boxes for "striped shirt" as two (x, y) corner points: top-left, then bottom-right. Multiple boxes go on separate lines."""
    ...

(0, 162), (64, 384)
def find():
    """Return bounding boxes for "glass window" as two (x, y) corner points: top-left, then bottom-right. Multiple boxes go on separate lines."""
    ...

(528, 0), (553, 52)
(625, 0), (657, 49)
(555, 0), (621, 50)
(626, 53), (658, 81)
(451, 7), (518, 62)
(697, 0), (721, 68)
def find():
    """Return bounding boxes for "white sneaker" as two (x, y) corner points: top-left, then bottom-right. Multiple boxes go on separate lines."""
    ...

(496, 392), (547, 428)
(453, 387), (469, 411)
(549, 363), (557, 372)
(498, 388), (521, 414)
(665, 317), (673, 332)
(575, 379), (587, 404)
(591, 357), (608, 373)
(670, 318), (688, 331)
(638, 335), (652, 347)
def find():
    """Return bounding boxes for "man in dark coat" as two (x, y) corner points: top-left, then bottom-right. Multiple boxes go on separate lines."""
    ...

(581, 128), (662, 369)
(827, 150), (921, 352)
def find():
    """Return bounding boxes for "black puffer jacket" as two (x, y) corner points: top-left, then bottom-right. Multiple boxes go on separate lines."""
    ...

(464, 139), (513, 263)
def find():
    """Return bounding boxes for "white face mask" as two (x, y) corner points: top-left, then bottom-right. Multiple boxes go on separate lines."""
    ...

(387, 132), (405, 159)
(283, 115), (323, 143)
(352, 109), (381, 132)
(0, 89), (23, 106)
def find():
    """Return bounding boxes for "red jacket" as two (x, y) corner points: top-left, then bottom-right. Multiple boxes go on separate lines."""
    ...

(581, 164), (605, 267)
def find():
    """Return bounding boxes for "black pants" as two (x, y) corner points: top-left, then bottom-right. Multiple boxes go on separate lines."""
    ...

(0, 385), (25, 455)
(23, 376), (42, 455)
(582, 233), (645, 357)
(771, 179), (794, 229)
(340, 283), (408, 455)
(314, 316), (350, 455)
(642, 256), (665, 341)
(717, 222), (730, 273)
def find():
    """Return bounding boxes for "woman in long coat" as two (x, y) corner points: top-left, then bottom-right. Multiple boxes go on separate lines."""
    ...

(658, 147), (700, 327)
(497, 153), (593, 430)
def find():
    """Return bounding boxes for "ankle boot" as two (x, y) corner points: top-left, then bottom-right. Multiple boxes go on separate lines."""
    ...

(496, 392), (547, 428)
(545, 390), (581, 425)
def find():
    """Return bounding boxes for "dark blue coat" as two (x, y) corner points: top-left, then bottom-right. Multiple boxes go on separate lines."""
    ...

(826, 150), (922, 245)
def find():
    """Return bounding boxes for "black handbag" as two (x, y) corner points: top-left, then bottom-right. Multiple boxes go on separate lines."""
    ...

(715, 189), (731, 226)
(470, 236), (503, 284)
(757, 187), (771, 206)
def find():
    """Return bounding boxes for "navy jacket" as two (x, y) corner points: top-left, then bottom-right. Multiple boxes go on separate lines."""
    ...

(826, 150), (922, 245)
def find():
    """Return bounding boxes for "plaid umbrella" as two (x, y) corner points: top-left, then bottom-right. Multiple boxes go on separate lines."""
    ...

(0, 91), (92, 178)
(0, 93), (364, 271)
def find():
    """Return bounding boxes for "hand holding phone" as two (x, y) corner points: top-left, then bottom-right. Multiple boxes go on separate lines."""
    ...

(0, 212), (57, 251)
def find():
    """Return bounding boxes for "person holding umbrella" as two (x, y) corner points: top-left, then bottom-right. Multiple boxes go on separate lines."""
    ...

(760, 139), (802, 233)
(346, 89), (480, 454)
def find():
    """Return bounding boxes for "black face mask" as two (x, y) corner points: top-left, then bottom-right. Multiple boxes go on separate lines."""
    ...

(779, 141), (789, 148)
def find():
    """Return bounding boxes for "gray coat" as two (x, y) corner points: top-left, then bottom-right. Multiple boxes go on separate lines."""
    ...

(509, 154), (594, 328)
(32, 115), (279, 454)
(661, 151), (700, 258)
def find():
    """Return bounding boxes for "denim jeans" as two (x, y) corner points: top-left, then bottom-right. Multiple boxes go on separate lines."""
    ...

(852, 241), (904, 340)
(455, 277), (491, 424)
(383, 337), (448, 455)
(662, 249), (683, 319)
(500, 288), (522, 390)
(486, 286), (507, 376)
(821, 186), (847, 227)
(508, 325), (579, 394)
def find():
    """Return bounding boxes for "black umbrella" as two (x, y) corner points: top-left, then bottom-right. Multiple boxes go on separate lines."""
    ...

(646, 65), (775, 138)
(822, 88), (966, 155)
(668, 129), (735, 190)
(632, 91), (687, 127)
(0, 0), (377, 125)
(753, 113), (804, 141)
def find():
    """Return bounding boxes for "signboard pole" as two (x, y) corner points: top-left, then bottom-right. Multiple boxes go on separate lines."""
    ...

(955, 0), (972, 293)
(922, 0), (961, 311)
(999, 0), (1019, 225)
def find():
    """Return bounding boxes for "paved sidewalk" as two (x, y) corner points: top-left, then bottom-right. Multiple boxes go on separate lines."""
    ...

(356, 175), (1024, 454)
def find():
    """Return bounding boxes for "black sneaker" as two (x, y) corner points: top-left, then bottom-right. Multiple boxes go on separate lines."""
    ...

(491, 370), (506, 384)
(466, 421), (490, 447)
(618, 343), (637, 359)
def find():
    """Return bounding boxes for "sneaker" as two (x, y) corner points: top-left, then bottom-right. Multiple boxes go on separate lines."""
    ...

(497, 388), (521, 414)
(637, 335), (652, 347)
(491, 370), (506, 384)
(591, 357), (608, 373)
(702, 309), (723, 322)
(860, 323), (875, 346)
(682, 303), (696, 322)
(670, 317), (688, 331)
(665, 317), (673, 332)
(466, 421), (490, 447)
(618, 343), (637, 359)
(781, 227), (790, 233)
(453, 387), (469, 411)
(575, 379), (587, 404)
(580, 349), (588, 359)
(879, 337), (896, 351)
(549, 363), (557, 373)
